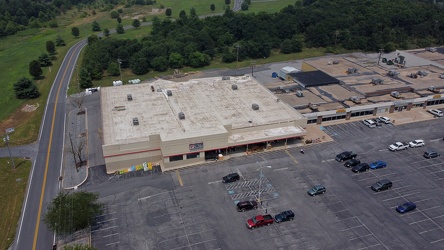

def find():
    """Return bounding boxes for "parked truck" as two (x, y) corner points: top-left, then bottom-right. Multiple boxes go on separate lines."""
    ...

(246, 214), (274, 229)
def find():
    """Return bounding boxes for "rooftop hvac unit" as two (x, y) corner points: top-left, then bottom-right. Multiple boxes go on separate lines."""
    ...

(333, 60), (340, 64)
(252, 103), (259, 110)
(428, 86), (440, 93)
(417, 70), (428, 77)
(232, 84), (238, 90)
(222, 76), (230, 80)
(178, 112), (185, 120)
(371, 78), (384, 84)
(166, 90), (172, 96)
(387, 70), (399, 77)
(296, 91), (304, 97)
(349, 96), (361, 104)
(390, 91), (400, 98)
(132, 117), (139, 126)
(127, 94), (133, 101)
(347, 68), (358, 74)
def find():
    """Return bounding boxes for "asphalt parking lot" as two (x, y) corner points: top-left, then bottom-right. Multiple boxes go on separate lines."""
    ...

(85, 118), (444, 250)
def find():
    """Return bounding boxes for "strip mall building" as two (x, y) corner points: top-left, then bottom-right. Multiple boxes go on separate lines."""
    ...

(101, 76), (307, 174)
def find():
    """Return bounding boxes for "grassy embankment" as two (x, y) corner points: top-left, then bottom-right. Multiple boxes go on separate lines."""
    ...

(0, 159), (31, 250)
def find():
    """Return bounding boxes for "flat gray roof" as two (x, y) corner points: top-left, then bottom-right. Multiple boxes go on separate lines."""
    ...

(101, 76), (305, 145)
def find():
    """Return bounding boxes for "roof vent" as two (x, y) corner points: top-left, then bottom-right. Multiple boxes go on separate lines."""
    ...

(178, 112), (185, 120)
(132, 117), (139, 126)
(127, 94), (133, 101)
(347, 68), (359, 74)
(252, 103), (259, 110)
(167, 90), (172, 96)
(232, 84), (238, 90)
(222, 76), (230, 80)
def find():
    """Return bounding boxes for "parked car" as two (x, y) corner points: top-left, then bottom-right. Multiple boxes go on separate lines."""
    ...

(423, 150), (440, 159)
(335, 151), (357, 162)
(362, 119), (376, 128)
(344, 159), (361, 168)
(308, 185), (326, 196)
(246, 214), (274, 229)
(428, 109), (443, 117)
(236, 200), (258, 212)
(274, 210), (295, 223)
(222, 173), (240, 183)
(378, 116), (391, 124)
(369, 160), (387, 169)
(352, 163), (370, 173)
(388, 142), (409, 151)
(371, 179), (392, 192)
(396, 201), (416, 214)
(409, 140), (425, 148)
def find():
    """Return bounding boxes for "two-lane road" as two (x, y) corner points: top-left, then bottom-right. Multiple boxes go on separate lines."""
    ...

(15, 39), (87, 250)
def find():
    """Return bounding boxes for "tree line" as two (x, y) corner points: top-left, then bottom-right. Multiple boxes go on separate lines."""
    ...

(78, 0), (444, 87)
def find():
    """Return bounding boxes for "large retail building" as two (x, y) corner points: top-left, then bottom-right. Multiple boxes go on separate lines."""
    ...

(101, 75), (307, 174)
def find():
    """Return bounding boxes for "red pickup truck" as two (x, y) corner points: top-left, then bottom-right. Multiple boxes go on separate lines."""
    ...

(246, 214), (274, 229)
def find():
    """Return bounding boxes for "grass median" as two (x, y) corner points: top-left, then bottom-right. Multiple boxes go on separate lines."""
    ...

(0, 158), (31, 250)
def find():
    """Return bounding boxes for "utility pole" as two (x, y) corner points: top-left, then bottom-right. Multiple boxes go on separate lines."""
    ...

(235, 45), (241, 68)
(257, 162), (271, 205)
(250, 61), (256, 77)
(75, 65), (80, 93)
(377, 48), (384, 66)
(117, 59), (122, 81)
(4, 128), (16, 169)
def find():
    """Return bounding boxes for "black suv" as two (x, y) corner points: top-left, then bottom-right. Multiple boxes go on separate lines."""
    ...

(344, 159), (361, 168)
(371, 179), (392, 192)
(236, 200), (258, 212)
(274, 210), (295, 223)
(335, 151), (357, 162)
(222, 173), (240, 183)
(424, 150), (440, 159)
(352, 163), (369, 173)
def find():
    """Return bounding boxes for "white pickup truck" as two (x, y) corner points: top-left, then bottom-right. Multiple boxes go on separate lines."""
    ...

(388, 142), (409, 151)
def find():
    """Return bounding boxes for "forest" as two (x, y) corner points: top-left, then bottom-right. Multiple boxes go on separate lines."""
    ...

(78, 0), (444, 87)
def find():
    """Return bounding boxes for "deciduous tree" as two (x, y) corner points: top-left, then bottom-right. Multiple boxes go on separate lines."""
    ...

(46, 40), (56, 54)
(132, 19), (141, 29)
(92, 21), (101, 31)
(165, 8), (172, 17)
(43, 191), (103, 235)
(210, 4), (215, 12)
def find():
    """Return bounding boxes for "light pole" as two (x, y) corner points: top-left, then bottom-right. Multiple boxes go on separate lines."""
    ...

(4, 127), (16, 169)
(235, 44), (241, 68)
(117, 59), (122, 81)
(257, 162), (271, 205)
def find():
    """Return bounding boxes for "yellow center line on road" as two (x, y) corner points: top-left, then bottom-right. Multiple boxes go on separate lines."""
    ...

(176, 170), (183, 186)
(32, 43), (80, 249)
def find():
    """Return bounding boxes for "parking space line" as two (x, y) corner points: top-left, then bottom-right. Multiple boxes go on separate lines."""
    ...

(358, 243), (381, 250)
(341, 225), (364, 231)
(158, 229), (214, 244)
(415, 198), (430, 203)
(274, 167), (288, 171)
(320, 201), (342, 207)
(393, 185), (412, 190)
(350, 234), (372, 241)
(176, 170), (184, 186)
(95, 211), (117, 218)
(96, 218), (117, 224)
(91, 225), (117, 232)
(138, 190), (170, 202)
(328, 209), (349, 214)
(431, 238), (444, 244)
(335, 216), (356, 222)
(103, 233), (119, 238)
(382, 191), (420, 202)
(170, 238), (217, 250)
(157, 220), (207, 233)
(421, 206), (440, 212)
(208, 180), (222, 184)
(428, 169), (444, 175)
(419, 227), (441, 234)
(105, 242), (119, 246)
(377, 172), (396, 177)
(410, 218), (431, 225)
(419, 162), (443, 169)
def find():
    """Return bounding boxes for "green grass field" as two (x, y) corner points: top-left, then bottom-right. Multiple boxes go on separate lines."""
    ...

(0, 159), (31, 250)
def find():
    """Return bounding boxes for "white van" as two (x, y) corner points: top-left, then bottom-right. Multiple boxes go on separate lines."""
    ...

(428, 109), (443, 117)
(362, 119), (376, 128)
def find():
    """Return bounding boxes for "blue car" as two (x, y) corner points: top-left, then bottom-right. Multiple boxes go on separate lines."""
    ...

(369, 160), (387, 169)
(396, 202), (416, 214)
